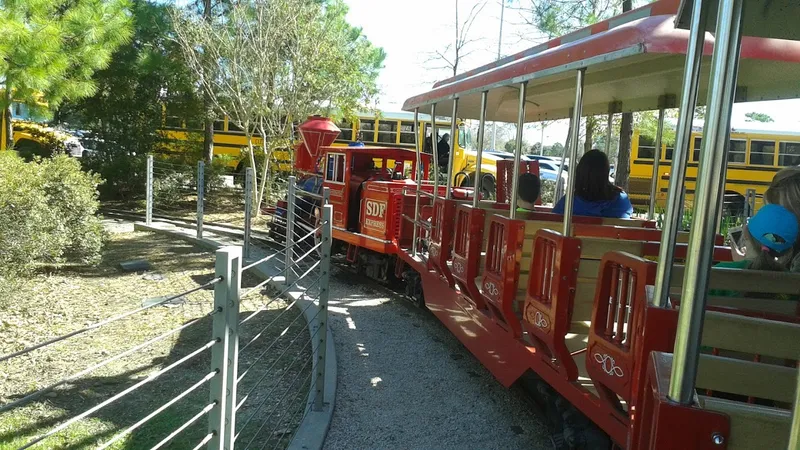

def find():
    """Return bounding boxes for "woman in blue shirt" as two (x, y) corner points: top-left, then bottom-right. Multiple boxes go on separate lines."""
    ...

(552, 149), (633, 219)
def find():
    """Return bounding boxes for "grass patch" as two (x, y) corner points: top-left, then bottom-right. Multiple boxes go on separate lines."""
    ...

(0, 231), (312, 449)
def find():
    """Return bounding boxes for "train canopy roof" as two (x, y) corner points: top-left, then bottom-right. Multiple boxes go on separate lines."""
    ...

(402, 0), (800, 123)
(676, 0), (800, 41)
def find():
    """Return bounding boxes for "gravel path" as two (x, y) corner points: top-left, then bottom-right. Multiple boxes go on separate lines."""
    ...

(322, 268), (550, 450)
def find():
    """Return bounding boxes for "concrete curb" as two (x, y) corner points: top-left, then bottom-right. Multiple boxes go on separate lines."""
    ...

(134, 221), (336, 450)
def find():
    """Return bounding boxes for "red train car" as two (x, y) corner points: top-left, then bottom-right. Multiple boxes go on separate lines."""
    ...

(298, 0), (800, 448)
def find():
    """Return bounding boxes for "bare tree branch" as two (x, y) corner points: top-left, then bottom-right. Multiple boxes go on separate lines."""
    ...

(426, 0), (488, 78)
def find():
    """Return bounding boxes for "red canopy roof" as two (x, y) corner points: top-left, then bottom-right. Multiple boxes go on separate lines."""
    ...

(402, 0), (800, 122)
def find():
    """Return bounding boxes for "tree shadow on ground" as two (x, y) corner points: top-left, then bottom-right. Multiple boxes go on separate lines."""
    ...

(1, 303), (313, 450)
(1, 232), (313, 450)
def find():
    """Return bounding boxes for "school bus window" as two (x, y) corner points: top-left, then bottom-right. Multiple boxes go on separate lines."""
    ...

(778, 142), (800, 166)
(213, 119), (225, 131)
(186, 118), (202, 130)
(665, 147), (674, 160)
(228, 122), (243, 132)
(360, 120), (376, 142)
(399, 121), (415, 144)
(337, 120), (353, 141)
(692, 137), (702, 162)
(728, 139), (746, 163)
(750, 140), (776, 165)
(378, 121), (398, 144)
(165, 116), (182, 128)
(637, 135), (656, 159)
(458, 124), (470, 148)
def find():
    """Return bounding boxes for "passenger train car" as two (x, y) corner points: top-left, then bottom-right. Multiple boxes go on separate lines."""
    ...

(291, 0), (800, 448)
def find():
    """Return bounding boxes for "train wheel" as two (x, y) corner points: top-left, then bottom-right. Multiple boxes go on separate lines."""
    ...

(520, 371), (611, 450)
(402, 269), (425, 308)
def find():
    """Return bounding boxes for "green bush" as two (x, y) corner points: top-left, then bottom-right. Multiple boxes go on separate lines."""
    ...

(0, 153), (105, 276)
(154, 170), (193, 207)
(83, 152), (146, 200)
(540, 179), (556, 204)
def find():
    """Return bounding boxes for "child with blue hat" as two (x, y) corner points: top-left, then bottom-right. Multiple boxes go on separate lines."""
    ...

(716, 203), (799, 273)
(710, 204), (798, 299)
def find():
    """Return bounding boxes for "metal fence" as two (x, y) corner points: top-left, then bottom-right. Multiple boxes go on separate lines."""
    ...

(1, 176), (333, 449)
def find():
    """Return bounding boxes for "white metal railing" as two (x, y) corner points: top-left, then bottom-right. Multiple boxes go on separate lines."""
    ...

(3, 172), (333, 450)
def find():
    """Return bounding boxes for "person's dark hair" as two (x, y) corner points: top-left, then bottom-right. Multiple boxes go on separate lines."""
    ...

(574, 149), (619, 202)
(518, 173), (541, 203)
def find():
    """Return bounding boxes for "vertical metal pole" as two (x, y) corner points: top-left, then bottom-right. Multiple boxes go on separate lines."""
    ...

(412, 108), (422, 256)
(669, 0), (744, 405)
(490, 0), (505, 153)
(554, 113), (573, 203)
(510, 82), (528, 219)
(197, 161), (205, 239)
(322, 186), (330, 205)
(563, 70), (586, 236)
(606, 112), (614, 154)
(314, 204), (333, 411)
(146, 155), (153, 225)
(652, 0), (709, 308)
(648, 107), (666, 219)
(788, 368), (800, 449)
(540, 122), (546, 155)
(473, 91), (488, 208)
(243, 168), (253, 260)
(208, 246), (242, 450)
(431, 104), (439, 198)
(446, 99), (459, 199)
(285, 175), (296, 283)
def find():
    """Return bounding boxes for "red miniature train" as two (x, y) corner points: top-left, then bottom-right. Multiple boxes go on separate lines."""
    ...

(292, 0), (800, 448)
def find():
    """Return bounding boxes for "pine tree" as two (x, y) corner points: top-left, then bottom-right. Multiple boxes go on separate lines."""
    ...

(0, 0), (132, 148)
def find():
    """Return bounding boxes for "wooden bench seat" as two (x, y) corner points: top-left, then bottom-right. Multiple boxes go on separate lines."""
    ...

(699, 397), (792, 450)
(669, 265), (800, 318)
(675, 310), (800, 449)
(611, 258), (800, 450)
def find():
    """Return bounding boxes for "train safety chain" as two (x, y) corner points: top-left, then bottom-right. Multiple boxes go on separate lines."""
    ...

(3, 166), (334, 449)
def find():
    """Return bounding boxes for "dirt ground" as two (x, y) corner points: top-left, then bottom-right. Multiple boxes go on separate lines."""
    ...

(0, 230), (310, 449)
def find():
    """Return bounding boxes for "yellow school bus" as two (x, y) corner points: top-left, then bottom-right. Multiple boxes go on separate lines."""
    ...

(629, 125), (800, 212)
(162, 109), (502, 194)
(1, 98), (82, 156)
(158, 113), (295, 172)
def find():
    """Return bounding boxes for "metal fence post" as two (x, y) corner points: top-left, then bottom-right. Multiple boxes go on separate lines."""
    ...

(146, 155), (153, 225)
(244, 168), (254, 260)
(314, 204), (332, 412)
(197, 161), (205, 240)
(208, 246), (242, 450)
(285, 176), (297, 285)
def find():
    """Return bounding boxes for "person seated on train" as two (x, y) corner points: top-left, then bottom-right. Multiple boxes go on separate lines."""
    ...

(517, 172), (541, 212)
(711, 204), (799, 298)
(763, 166), (800, 271)
(551, 149), (633, 218)
(437, 133), (451, 171)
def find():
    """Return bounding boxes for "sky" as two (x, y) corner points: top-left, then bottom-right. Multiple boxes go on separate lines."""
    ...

(343, 0), (800, 146)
